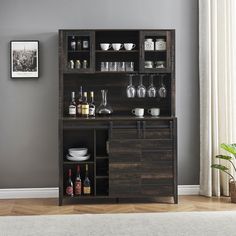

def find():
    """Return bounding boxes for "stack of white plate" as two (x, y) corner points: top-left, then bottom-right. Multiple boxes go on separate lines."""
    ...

(66, 148), (90, 161)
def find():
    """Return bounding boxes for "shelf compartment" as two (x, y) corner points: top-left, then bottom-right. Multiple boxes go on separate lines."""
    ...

(63, 161), (94, 165)
(96, 178), (109, 196)
(63, 129), (95, 161)
(96, 159), (109, 176)
(63, 164), (94, 196)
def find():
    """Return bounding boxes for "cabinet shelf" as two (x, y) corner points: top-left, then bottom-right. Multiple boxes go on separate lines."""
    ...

(68, 50), (90, 53)
(63, 161), (94, 165)
(96, 156), (109, 160)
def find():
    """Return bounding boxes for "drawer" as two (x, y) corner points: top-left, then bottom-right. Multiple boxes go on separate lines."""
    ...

(142, 150), (173, 162)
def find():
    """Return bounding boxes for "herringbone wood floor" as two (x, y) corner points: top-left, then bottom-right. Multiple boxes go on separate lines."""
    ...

(0, 196), (236, 216)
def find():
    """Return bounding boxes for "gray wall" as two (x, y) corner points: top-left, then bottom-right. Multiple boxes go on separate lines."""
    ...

(0, 0), (199, 188)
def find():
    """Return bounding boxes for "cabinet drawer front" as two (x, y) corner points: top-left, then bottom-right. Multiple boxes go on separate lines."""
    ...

(111, 129), (139, 139)
(141, 139), (172, 149)
(142, 150), (173, 161)
(143, 129), (171, 139)
(141, 185), (173, 196)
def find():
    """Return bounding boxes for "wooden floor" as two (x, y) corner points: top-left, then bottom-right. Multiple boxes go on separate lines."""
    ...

(0, 196), (236, 216)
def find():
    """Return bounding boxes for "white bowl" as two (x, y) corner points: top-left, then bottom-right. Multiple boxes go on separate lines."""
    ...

(66, 154), (90, 162)
(69, 148), (88, 157)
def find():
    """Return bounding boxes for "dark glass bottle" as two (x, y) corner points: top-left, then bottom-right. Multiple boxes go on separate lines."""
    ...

(81, 92), (89, 117)
(83, 164), (91, 195)
(66, 169), (74, 197)
(77, 86), (83, 116)
(89, 91), (95, 117)
(74, 165), (82, 196)
(69, 91), (77, 117)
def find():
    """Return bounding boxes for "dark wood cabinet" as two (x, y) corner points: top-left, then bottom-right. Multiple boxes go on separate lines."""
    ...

(59, 29), (177, 205)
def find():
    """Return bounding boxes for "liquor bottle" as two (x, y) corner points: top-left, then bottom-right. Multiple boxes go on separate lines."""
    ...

(68, 91), (77, 117)
(81, 92), (89, 117)
(66, 169), (74, 197)
(70, 36), (76, 51)
(77, 86), (83, 116)
(89, 91), (95, 117)
(74, 165), (82, 195)
(83, 164), (91, 195)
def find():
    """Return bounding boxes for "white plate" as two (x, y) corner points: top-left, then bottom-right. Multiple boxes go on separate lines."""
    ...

(66, 154), (90, 162)
(68, 148), (88, 157)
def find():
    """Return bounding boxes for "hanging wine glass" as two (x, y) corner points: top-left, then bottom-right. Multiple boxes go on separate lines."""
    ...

(147, 74), (156, 98)
(158, 75), (167, 98)
(137, 74), (146, 98)
(126, 74), (136, 98)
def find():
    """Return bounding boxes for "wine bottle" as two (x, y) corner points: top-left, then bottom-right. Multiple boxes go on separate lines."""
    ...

(77, 86), (83, 116)
(83, 164), (91, 195)
(71, 36), (76, 51)
(81, 92), (89, 117)
(69, 91), (77, 117)
(74, 165), (82, 196)
(66, 169), (74, 197)
(89, 91), (95, 117)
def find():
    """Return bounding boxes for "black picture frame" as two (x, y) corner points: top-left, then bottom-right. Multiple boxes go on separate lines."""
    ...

(10, 40), (39, 78)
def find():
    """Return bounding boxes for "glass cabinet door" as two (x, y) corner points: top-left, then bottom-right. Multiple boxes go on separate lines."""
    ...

(140, 31), (172, 73)
(63, 30), (95, 73)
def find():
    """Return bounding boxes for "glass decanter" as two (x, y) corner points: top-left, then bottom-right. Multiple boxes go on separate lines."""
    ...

(96, 89), (113, 116)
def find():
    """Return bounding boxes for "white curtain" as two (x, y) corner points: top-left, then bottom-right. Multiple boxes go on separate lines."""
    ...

(199, 0), (236, 197)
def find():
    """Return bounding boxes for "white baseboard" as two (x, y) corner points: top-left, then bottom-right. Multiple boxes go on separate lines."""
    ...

(178, 185), (200, 195)
(0, 185), (200, 199)
(0, 188), (58, 199)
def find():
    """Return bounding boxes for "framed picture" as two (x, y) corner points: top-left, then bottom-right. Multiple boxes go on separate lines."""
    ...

(10, 40), (39, 78)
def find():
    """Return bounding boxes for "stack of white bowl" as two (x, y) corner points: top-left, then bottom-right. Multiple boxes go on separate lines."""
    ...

(66, 148), (90, 161)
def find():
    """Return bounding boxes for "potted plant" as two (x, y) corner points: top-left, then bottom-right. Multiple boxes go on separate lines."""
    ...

(211, 143), (236, 203)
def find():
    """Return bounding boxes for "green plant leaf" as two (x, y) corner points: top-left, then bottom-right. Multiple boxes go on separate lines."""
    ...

(220, 143), (236, 155)
(215, 155), (232, 161)
(211, 164), (229, 171)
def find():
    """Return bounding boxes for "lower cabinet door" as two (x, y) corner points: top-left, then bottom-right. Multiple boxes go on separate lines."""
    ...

(109, 139), (141, 197)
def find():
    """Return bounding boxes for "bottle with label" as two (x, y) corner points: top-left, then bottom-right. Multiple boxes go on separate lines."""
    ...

(89, 91), (95, 117)
(66, 169), (74, 197)
(70, 36), (76, 51)
(69, 91), (77, 117)
(83, 164), (91, 195)
(74, 165), (82, 195)
(77, 86), (83, 116)
(81, 92), (89, 117)
(82, 39), (89, 49)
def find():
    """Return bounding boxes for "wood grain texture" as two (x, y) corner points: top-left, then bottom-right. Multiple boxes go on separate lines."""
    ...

(0, 196), (235, 216)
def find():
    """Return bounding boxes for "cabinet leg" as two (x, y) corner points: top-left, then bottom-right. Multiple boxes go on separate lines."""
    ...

(174, 195), (178, 204)
(116, 198), (119, 203)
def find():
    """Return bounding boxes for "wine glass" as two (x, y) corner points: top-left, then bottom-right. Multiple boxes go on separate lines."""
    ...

(158, 75), (167, 98)
(126, 74), (136, 98)
(147, 74), (156, 98)
(137, 75), (146, 98)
